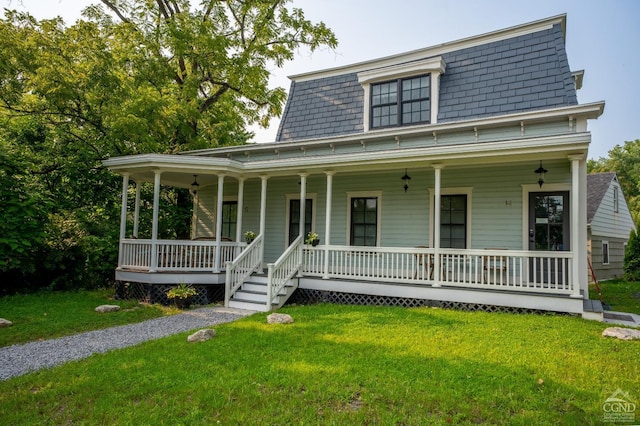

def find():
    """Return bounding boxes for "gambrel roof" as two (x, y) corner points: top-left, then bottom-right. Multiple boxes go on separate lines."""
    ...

(277, 15), (578, 142)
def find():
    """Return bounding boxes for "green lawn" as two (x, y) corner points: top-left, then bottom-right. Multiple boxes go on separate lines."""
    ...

(1, 303), (638, 424)
(0, 289), (172, 347)
(589, 280), (640, 314)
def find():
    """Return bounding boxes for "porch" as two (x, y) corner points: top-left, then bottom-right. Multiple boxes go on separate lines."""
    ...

(105, 131), (594, 315)
(115, 238), (583, 314)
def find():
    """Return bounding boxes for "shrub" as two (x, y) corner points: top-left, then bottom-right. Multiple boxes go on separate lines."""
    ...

(624, 224), (640, 281)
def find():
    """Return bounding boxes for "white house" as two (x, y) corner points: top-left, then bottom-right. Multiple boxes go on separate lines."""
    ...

(104, 14), (606, 317)
(587, 172), (635, 281)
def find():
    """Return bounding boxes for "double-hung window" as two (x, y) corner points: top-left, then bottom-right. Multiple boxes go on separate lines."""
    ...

(371, 75), (430, 129)
(602, 241), (610, 265)
(440, 194), (467, 249)
(221, 201), (238, 239)
(350, 197), (379, 246)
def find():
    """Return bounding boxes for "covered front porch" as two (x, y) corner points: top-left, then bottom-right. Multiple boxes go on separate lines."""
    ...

(105, 130), (592, 314)
(114, 238), (582, 313)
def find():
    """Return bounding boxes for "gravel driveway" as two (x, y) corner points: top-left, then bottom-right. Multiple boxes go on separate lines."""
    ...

(0, 307), (254, 381)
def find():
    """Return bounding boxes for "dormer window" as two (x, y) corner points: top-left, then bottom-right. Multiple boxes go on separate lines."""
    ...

(371, 75), (430, 129)
(358, 57), (445, 131)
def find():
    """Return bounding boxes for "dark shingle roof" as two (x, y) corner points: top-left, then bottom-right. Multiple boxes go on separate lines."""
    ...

(587, 172), (617, 224)
(277, 23), (578, 142)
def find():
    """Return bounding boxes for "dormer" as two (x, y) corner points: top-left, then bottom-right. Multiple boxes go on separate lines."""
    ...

(357, 57), (446, 131)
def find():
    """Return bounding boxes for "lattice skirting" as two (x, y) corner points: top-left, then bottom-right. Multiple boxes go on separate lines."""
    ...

(286, 288), (558, 315)
(115, 281), (224, 306)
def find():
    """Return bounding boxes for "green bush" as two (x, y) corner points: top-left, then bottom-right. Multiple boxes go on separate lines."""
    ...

(624, 224), (640, 281)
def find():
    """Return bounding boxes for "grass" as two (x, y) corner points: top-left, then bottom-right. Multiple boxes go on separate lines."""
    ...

(589, 280), (640, 314)
(1, 303), (639, 424)
(0, 289), (173, 347)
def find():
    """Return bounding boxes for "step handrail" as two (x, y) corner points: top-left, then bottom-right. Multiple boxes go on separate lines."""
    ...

(225, 234), (263, 306)
(266, 235), (303, 310)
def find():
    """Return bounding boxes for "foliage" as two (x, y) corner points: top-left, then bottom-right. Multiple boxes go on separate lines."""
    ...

(588, 139), (640, 223)
(624, 226), (640, 282)
(589, 279), (640, 315)
(0, 1), (336, 292)
(0, 289), (172, 347)
(165, 282), (197, 300)
(0, 304), (638, 424)
(244, 230), (256, 243)
(305, 231), (319, 244)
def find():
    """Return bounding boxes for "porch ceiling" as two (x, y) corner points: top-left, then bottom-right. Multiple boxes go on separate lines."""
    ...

(104, 132), (589, 185)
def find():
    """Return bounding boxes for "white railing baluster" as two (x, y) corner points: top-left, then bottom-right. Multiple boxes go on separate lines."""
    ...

(299, 246), (575, 296)
(119, 238), (246, 272)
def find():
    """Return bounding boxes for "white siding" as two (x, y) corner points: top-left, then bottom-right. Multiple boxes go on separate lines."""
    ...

(591, 182), (635, 239)
(194, 160), (575, 263)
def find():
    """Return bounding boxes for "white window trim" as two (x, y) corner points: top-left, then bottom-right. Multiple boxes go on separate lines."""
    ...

(613, 186), (619, 213)
(285, 193), (317, 247)
(428, 187), (473, 249)
(358, 57), (446, 130)
(346, 191), (382, 246)
(602, 240), (610, 265)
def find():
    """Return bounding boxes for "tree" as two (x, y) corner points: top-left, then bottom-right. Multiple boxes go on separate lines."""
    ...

(588, 139), (640, 224)
(0, 1), (336, 292)
(624, 225), (640, 282)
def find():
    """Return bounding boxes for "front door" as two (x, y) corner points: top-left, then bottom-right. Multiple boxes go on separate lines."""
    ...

(528, 191), (569, 284)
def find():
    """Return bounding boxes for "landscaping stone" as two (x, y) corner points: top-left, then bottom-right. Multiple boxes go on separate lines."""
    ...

(0, 318), (12, 328)
(95, 305), (120, 313)
(187, 329), (216, 342)
(602, 327), (640, 340)
(267, 313), (294, 324)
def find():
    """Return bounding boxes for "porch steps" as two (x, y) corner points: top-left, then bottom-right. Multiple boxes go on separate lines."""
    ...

(582, 299), (604, 322)
(228, 274), (298, 312)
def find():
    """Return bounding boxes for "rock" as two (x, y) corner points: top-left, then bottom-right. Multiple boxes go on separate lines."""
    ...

(0, 318), (12, 328)
(95, 305), (120, 313)
(602, 327), (640, 340)
(267, 313), (294, 324)
(188, 329), (216, 342)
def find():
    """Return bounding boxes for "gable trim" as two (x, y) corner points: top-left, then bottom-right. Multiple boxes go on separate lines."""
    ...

(290, 15), (564, 83)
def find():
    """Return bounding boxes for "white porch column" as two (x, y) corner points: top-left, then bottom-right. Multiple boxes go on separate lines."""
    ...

(133, 182), (141, 238)
(149, 171), (162, 272)
(214, 174), (225, 273)
(235, 177), (245, 243)
(569, 155), (583, 298)
(323, 172), (334, 279)
(117, 173), (130, 267)
(433, 164), (443, 287)
(259, 176), (268, 272)
(298, 173), (308, 238)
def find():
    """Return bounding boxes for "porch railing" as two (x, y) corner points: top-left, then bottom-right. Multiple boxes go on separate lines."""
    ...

(302, 246), (576, 295)
(224, 235), (264, 306)
(266, 235), (303, 311)
(119, 238), (245, 271)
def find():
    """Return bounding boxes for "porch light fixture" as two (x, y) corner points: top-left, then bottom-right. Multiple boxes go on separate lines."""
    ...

(535, 161), (548, 188)
(401, 169), (411, 192)
(191, 175), (200, 195)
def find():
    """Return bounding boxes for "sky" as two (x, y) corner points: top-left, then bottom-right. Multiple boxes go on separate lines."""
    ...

(5, 0), (640, 160)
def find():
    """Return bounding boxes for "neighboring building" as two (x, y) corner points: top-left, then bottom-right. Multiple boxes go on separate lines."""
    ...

(587, 172), (635, 281)
(104, 14), (606, 317)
